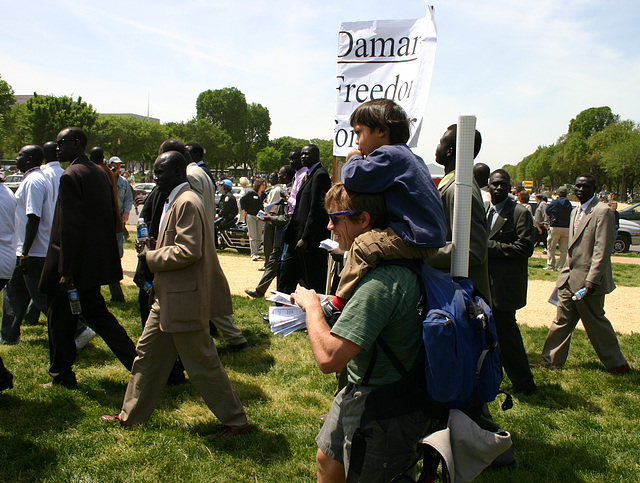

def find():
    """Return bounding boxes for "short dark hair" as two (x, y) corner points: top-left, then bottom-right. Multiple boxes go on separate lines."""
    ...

(350, 99), (410, 144)
(185, 142), (204, 158)
(279, 164), (295, 181)
(576, 172), (597, 189)
(324, 182), (388, 230)
(446, 124), (482, 158)
(490, 168), (511, 184)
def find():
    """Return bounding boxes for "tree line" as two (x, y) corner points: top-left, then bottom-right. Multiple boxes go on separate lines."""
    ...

(504, 106), (640, 199)
(0, 75), (333, 177)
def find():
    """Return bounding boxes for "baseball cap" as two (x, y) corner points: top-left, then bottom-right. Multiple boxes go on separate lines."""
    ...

(221, 179), (233, 189)
(109, 156), (122, 165)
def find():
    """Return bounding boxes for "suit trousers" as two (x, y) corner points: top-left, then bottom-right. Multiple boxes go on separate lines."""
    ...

(1, 257), (48, 342)
(546, 227), (569, 270)
(255, 245), (281, 296)
(47, 285), (137, 383)
(277, 244), (328, 294)
(119, 298), (248, 428)
(493, 309), (536, 392)
(540, 286), (627, 370)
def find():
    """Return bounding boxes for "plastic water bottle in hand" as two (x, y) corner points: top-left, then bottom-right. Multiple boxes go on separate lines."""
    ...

(68, 289), (82, 315)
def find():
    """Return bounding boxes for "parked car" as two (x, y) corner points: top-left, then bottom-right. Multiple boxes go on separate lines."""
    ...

(3, 174), (23, 192)
(614, 218), (640, 253)
(618, 202), (640, 224)
(132, 182), (156, 207)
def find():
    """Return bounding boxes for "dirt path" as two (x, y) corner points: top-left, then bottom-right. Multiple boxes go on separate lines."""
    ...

(121, 247), (639, 335)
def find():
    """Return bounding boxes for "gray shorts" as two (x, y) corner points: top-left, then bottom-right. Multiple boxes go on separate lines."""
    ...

(316, 383), (430, 482)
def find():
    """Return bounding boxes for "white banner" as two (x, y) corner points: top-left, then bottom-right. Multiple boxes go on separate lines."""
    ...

(333, 8), (437, 157)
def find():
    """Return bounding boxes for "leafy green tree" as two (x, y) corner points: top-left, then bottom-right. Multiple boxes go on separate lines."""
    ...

(0, 74), (16, 158)
(196, 88), (248, 145)
(269, 136), (310, 165)
(568, 106), (619, 139)
(256, 146), (282, 173)
(165, 118), (234, 175)
(310, 138), (335, 177)
(24, 94), (99, 146)
(92, 115), (167, 172)
(241, 103), (271, 168)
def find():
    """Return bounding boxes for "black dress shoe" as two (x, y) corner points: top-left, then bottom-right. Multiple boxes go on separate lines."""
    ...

(506, 385), (537, 396)
(244, 290), (263, 299)
(610, 363), (630, 374)
(228, 342), (248, 352)
(0, 368), (14, 392)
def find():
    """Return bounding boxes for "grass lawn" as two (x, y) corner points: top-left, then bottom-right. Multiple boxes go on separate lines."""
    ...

(1, 277), (640, 481)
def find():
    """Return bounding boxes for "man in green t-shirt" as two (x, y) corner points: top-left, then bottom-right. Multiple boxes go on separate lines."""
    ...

(292, 183), (428, 483)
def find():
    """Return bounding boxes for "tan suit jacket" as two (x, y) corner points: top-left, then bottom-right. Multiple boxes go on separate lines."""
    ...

(556, 199), (616, 295)
(146, 184), (233, 332)
(186, 162), (217, 232)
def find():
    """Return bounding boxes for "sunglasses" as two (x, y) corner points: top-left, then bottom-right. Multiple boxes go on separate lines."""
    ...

(328, 210), (362, 224)
(57, 138), (76, 147)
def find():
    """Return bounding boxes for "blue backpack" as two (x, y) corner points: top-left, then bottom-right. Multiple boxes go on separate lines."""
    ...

(419, 262), (504, 409)
(377, 260), (508, 411)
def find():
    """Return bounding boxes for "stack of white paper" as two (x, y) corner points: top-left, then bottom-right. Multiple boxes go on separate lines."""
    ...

(265, 291), (330, 336)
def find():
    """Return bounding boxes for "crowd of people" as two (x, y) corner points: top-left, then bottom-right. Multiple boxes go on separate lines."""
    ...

(0, 98), (631, 482)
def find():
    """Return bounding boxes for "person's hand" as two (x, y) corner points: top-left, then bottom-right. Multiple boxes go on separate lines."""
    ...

(328, 246), (345, 262)
(296, 239), (307, 251)
(583, 281), (596, 296)
(122, 212), (130, 223)
(291, 287), (320, 312)
(346, 148), (363, 162)
(538, 227), (543, 234)
(263, 214), (273, 223)
(59, 275), (75, 292)
(19, 255), (29, 274)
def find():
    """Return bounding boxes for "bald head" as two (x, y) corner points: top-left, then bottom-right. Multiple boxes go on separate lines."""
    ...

(16, 145), (45, 173)
(43, 141), (58, 163)
(154, 151), (188, 194)
(90, 146), (104, 164)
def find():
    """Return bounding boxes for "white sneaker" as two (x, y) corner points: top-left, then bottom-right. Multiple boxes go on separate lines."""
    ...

(75, 328), (96, 350)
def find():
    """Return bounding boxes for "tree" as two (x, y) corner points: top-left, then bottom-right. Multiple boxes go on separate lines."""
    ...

(92, 115), (167, 172)
(568, 106), (619, 139)
(196, 88), (248, 145)
(0, 74), (16, 159)
(25, 94), (99, 146)
(241, 103), (271, 168)
(256, 146), (282, 173)
(269, 136), (311, 165)
(165, 118), (234, 175)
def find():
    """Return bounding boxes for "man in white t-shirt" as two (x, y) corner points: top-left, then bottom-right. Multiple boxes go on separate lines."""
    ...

(1, 145), (54, 344)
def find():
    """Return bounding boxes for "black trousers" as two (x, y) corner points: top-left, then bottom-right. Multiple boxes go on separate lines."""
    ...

(277, 244), (328, 294)
(47, 285), (137, 383)
(493, 309), (535, 391)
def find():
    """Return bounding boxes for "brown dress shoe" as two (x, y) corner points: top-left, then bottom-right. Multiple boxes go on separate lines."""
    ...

(610, 363), (630, 374)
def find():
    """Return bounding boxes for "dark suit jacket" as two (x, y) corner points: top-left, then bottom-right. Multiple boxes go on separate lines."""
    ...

(487, 198), (534, 311)
(40, 155), (122, 295)
(557, 199), (616, 295)
(427, 174), (492, 302)
(283, 163), (331, 248)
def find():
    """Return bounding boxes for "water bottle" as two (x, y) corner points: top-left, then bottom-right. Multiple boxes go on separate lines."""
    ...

(137, 218), (149, 239)
(572, 288), (587, 301)
(143, 280), (153, 294)
(68, 289), (82, 315)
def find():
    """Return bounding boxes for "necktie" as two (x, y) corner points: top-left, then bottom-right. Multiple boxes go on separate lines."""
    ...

(574, 208), (583, 231)
(487, 207), (496, 232)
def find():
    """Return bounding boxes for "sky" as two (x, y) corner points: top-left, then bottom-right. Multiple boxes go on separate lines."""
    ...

(1, 0), (639, 172)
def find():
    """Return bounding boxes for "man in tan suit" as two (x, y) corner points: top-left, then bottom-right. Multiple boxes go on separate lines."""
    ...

(101, 151), (250, 434)
(538, 173), (629, 374)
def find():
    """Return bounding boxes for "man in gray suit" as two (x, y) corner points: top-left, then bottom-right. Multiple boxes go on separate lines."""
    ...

(538, 173), (629, 374)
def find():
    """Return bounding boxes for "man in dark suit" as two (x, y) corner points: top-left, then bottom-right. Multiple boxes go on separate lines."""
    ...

(102, 151), (249, 434)
(487, 169), (537, 396)
(39, 127), (137, 389)
(538, 173), (629, 373)
(278, 144), (331, 294)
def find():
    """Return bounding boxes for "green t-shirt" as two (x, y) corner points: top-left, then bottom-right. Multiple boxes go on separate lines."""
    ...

(331, 265), (423, 386)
